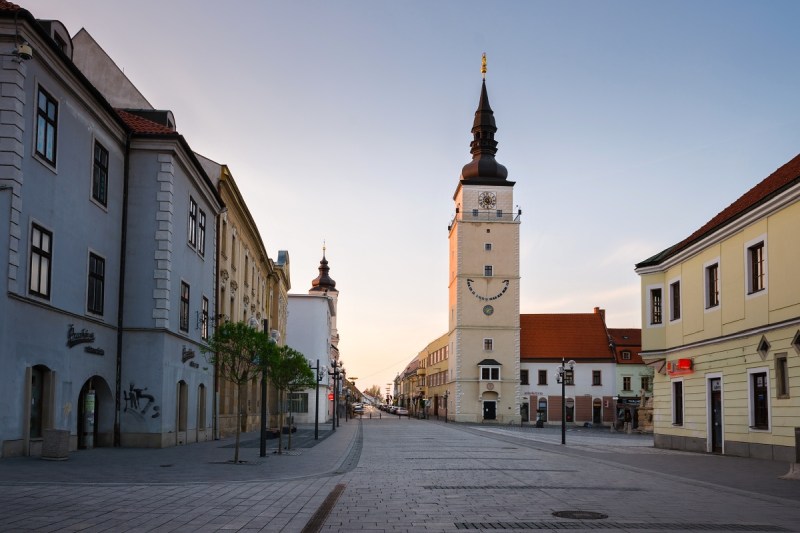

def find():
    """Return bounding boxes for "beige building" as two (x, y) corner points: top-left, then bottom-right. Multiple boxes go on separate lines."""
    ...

(199, 157), (290, 437)
(636, 153), (800, 461)
(446, 72), (521, 423)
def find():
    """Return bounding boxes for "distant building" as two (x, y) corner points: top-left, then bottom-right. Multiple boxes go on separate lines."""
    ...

(608, 327), (649, 428)
(636, 153), (800, 461)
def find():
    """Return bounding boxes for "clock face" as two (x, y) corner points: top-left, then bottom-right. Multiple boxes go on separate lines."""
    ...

(478, 191), (497, 209)
(483, 305), (494, 316)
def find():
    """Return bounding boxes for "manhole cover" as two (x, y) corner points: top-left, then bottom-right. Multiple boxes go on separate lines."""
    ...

(552, 510), (608, 520)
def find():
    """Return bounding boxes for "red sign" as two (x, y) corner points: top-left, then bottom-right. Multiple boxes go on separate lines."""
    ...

(328, 393), (334, 400)
(667, 358), (694, 376)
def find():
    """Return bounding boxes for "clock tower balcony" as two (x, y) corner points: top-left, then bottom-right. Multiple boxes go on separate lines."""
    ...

(449, 208), (521, 230)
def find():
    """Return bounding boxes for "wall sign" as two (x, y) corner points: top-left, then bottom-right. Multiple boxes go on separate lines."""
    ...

(667, 358), (694, 376)
(67, 324), (95, 348)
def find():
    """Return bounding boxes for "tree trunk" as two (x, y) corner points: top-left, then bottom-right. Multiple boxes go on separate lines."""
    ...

(234, 390), (243, 464)
(276, 390), (283, 455)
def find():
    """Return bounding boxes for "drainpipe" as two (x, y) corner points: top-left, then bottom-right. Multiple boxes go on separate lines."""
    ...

(113, 132), (132, 447)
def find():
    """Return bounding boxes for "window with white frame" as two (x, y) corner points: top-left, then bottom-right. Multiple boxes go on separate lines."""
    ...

(484, 243), (492, 252)
(198, 209), (206, 256)
(670, 279), (681, 321)
(705, 261), (720, 309)
(29, 223), (52, 299)
(484, 265), (493, 277)
(483, 338), (493, 351)
(288, 392), (309, 413)
(180, 281), (190, 332)
(749, 368), (769, 430)
(672, 379), (683, 425)
(621, 350), (631, 360)
(36, 87), (58, 165)
(745, 237), (767, 295)
(649, 286), (663, 325)
(480, 366), (500, 381)
(188, 197), (197, 247)
(87, 252), (105, 315)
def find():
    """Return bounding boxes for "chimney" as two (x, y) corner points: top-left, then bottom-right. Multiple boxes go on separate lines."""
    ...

(594, 307), (606, 321)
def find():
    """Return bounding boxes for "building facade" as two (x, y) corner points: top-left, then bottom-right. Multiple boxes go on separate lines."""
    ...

(447, 68), (521, 424)
(636, 153), (800, 461)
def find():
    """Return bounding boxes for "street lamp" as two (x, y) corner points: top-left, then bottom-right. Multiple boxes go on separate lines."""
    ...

(248, 316), (271, 458)
(443, 389), (449, 423)
(328, 360), (341, 431)
(310, 359), (325, 440)
(556, 358), (576, 445)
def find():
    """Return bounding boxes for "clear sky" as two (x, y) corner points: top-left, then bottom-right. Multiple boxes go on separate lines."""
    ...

(22, 0), (800, 393)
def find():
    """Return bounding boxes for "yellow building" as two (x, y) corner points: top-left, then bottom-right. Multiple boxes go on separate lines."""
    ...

(199, 156), (290, 437)
(636, 154), (800, 461)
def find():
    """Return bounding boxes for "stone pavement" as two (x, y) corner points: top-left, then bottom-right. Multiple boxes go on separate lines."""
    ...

(1, 414), (799, 532)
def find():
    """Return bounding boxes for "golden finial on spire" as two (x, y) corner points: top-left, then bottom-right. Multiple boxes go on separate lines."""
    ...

(481, 53), (487, 79)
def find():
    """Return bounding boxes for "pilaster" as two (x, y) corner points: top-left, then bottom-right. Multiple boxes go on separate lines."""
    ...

(152, 153), (174, 327)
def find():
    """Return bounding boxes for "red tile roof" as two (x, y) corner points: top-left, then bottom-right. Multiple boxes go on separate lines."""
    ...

(520, 312), (614, 362)
(0, 1), (21, 12)
(608, 328), (643, 364)
(638, 153), (800, 267)
(116, 109), (176, 135)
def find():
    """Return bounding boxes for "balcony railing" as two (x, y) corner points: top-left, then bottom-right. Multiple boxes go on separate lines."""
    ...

(449, 208), (521, 228)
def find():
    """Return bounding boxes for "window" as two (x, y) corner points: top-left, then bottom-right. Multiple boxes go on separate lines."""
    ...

(480, 367), (500, 380)
(87, 253), (105, 315)
(775, 354), (789, 398)
(750, 370), (769, 429)
(520, 369), (529, 385)
(472, 208), (478, 217)
(288, 392), (309, 413)
(670, 280), (681, 321)
(483, 338), (493, 351)
(29, 224), (52, 299)
(188, 198), (197, 247)
(180, 281), (190, 332)
(92, 142), (108, 206)
(496, 209), (503, 218)
(564, 369), (574, 386)
(650, 288), (662, 325)
(36, 87), (58, 165)
(672, 380), (683, 425)
(592, 370), (602, 386)
(221, 220), (228, 258)
(621, 351), (631, 360)
(484, 265), (493, 277)
(537, 369), (547, 385)
(484, 243), (492, 252)
(748, 241), (766, 294)
(201, 297), (209, 341)
(198, 210), (206, 256)
(706, 262), (719, 308)
(623, 376), (631, 391)
(641, 376), (651, 392)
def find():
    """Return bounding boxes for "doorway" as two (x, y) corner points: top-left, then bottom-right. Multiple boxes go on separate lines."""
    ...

(592, 398), (602, 425)
(709, 377), (723, 453)
(483, 401), (496, 420)
(520, 402), (529, 422)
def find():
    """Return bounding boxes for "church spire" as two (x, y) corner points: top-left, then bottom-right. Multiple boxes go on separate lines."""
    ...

(460, 54), (508, 182)
(310, 244), (337, 293)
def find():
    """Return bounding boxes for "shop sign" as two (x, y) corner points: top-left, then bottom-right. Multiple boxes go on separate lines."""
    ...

(67, 324), (95, 347)
(667, 358), (694, 376)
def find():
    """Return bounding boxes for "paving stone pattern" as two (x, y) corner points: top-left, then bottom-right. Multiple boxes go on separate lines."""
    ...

(1, 416), (799, 532)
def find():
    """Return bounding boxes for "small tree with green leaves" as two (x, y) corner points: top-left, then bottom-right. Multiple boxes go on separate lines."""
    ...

(203, 321), (275, 464)
(267, 345), (315, 454)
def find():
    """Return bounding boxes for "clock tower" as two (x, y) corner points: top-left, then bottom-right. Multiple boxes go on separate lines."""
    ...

(447, 57), (520, 423)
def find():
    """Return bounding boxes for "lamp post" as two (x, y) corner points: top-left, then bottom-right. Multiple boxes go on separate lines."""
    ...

(341, 368), (347, 423)
(329, 360), (341, 431)
(555, 358), (576, 445)
(248, 316), (271, 458)
(443, 389), (449, 423)
(310, 359), (325, 440)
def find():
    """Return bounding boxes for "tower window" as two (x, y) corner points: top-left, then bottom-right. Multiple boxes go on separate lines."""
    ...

(484, 265), (493, 277)
(485, 243), (492, 252)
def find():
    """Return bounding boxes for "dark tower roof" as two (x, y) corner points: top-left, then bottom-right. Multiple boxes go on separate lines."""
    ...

(460, 78), (509, 183)
(310, 249), (337, 293)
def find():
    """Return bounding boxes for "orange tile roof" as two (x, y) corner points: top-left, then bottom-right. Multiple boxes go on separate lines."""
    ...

(608, 328), (643, 364)
(116, 109), (176, 135)
(638, 153), (800, 267)
(520, 312), (614, 362)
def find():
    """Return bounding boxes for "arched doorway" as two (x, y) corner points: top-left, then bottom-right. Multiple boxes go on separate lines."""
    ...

(176, 380), (188, 445)
(77, 376), (113, 449)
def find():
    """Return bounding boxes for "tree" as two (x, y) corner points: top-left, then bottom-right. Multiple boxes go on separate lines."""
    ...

(364, 384), (382, 400)
(266, 345), (315, 454)
(203, 321), (275, 464)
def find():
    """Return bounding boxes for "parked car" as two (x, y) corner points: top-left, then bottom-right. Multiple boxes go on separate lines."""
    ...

(395, 407), (408, 416)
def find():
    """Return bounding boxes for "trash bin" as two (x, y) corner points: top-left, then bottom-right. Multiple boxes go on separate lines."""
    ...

(41, 429), (70, 461)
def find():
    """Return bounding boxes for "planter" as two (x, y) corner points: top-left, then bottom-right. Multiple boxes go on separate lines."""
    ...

(41, 429), (70, 460)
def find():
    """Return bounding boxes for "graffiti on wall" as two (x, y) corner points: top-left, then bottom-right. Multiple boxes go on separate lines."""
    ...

(123, 382), (160, 419)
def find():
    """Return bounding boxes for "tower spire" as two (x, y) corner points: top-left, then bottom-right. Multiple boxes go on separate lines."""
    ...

(460, 54), (508, 182)
(310, 244), (336, 293)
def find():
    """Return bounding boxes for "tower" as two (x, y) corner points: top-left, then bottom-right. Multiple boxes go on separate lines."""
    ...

(309, 245), (339, 355)
(447, 56), (521, 423)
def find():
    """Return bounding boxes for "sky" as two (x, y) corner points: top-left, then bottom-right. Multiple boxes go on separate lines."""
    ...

(21, 0), (800, 392)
